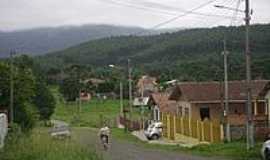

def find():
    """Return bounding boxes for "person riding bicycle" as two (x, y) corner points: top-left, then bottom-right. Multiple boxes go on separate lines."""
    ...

(99, 126), (110, 149)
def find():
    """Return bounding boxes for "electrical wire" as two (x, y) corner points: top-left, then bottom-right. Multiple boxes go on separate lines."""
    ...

(100, 0), (240, 20)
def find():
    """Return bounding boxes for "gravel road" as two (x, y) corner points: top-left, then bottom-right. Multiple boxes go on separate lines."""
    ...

(74, 128), (226, 160)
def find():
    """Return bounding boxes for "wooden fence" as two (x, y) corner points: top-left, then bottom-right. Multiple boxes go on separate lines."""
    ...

(161, 112), (223, 143)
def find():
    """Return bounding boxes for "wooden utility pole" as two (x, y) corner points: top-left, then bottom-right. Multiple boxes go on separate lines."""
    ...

(245, 0), (254, 149)
(9, 51), (15, 123)
(222, 39), (231, 142)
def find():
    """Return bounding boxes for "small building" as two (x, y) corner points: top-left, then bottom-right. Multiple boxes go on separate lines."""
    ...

(133, 97), (150, 107)
(136, 75), (158, 97)
(148, 93), (174, 121)
(166, 80), (270, 139)
(168, 80), (270, 126)
(80, 91), (91, 101)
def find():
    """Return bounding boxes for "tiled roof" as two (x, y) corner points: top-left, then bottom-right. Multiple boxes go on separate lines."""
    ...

(159, 100), (177, 114)
(150, 93), (169, 105)
(170, 80), (270, 102)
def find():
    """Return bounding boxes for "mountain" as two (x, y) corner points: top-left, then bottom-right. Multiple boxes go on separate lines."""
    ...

(38, 24), (270, 81)
(0, 24), (153, 57)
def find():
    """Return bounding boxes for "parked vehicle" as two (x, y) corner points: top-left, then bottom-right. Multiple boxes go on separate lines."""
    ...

(144, 122), (163, 140)
(262, 138), (270, 160)
(50, 124), (71, 139)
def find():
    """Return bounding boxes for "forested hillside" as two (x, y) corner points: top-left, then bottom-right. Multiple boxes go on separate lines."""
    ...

(38, 24), (270, 81)
(0, 24), (151, 57)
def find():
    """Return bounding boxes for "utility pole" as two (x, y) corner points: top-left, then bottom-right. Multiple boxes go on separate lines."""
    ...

(214, 0), (253, 148)
(9, 51), (15, 123)
(222, 39), (231, 142)
(141, 78), (145, 129)
(128, 59), (133, 123)
(120, 81), (123, 115)
(245, 0), (254, 149)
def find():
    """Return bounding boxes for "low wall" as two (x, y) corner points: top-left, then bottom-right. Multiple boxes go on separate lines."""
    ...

(0, 113), (8, 148)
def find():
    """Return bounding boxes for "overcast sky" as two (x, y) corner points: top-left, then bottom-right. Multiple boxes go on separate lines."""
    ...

(0, 0), (269, 31)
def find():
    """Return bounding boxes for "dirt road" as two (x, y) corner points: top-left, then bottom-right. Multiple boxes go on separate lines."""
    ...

(74, 128), (225, 160)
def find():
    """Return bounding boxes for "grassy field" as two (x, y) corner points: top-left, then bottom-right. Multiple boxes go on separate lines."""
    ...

(51, 86), (148, 128)
(1, 128), (101, 160)
(51, 86), (126, 127)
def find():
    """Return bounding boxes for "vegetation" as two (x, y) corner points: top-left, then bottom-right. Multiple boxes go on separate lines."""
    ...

(37, 24), (270, 82)
(0, 55), (56, 130)
(1, 127), (102, 160)
(52, 86), (126, 127)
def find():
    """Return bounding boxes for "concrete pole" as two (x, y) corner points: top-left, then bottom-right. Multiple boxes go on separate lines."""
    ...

(120, 81), (123, 115)
(244, 0), (254, 149)
(223, 39), (231, 142)
(9, 51), (15, 123)
(128, 59), (132, 118)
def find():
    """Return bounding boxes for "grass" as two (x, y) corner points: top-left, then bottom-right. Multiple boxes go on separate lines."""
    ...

(51, 86), (148, 128)
(112, 128), (262, 160)
(51, 86), (127, 127)
(0, 128), (102, 160)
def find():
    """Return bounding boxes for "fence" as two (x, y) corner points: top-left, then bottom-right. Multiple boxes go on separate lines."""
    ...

(119, 116), (141, 131)
(161, 112), (223, 143)
(0, 113), (8, 148)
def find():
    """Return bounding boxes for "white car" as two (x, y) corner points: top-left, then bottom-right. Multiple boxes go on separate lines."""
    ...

(144, 122), (163, 140)
(262, 139), (270, 160)
(50, 125), (71, 138)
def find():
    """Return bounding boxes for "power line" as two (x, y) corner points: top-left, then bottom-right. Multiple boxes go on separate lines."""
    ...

(143, 0), (219, 30)
(100, 0), (240, 20)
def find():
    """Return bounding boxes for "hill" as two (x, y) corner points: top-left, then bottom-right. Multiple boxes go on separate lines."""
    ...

(39, 24), (270, 81)
(0, 24), (153, 57)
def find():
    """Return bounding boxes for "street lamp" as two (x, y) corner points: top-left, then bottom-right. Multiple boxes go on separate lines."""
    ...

(108, 64), (124, 116)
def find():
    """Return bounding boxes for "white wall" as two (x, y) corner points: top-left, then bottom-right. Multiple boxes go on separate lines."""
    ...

(265, 91), (270, 122)
(0, 113), (8, 149)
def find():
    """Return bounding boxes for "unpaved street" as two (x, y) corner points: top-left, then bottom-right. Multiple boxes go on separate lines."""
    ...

(74, 128), (225, 160)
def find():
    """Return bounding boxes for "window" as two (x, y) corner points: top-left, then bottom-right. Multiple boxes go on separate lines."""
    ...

(184, 108), (189, 117)
(200, 107), (210, 120)
(177, 106), (183, 116)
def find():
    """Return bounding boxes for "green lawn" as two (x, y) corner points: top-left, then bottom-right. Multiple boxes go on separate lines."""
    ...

(1, 128), (101, 160)
(52, 98), (123, 127)
(51, 86), (149, 128)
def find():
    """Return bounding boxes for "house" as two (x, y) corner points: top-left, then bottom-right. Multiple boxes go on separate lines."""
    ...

(133, 97), (150, 107)
(168, 80), (270, 127)
(84, 78), (106, 87)
(80, 91), (91, 101)
(148, 93), (175, 121)
(136, 75), (158, 97)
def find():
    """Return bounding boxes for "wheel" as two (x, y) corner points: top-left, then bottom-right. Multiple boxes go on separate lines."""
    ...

(151, 134), (159, 140)
(265, 149), (270, 160)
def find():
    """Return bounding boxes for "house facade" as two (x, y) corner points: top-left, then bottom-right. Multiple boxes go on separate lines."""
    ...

(136, 75), (158, 97)
(148, 93), (176, 121)
(168, 80), (270, 127)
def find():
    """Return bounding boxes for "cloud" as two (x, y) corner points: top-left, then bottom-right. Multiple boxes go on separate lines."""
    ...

(0, 0), (269, 31)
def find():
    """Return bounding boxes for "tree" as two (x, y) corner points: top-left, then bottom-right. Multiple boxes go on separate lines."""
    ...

(33, 79), (56, 121)
(14, 55), (56, 121)
(0, 62), (37, 130)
